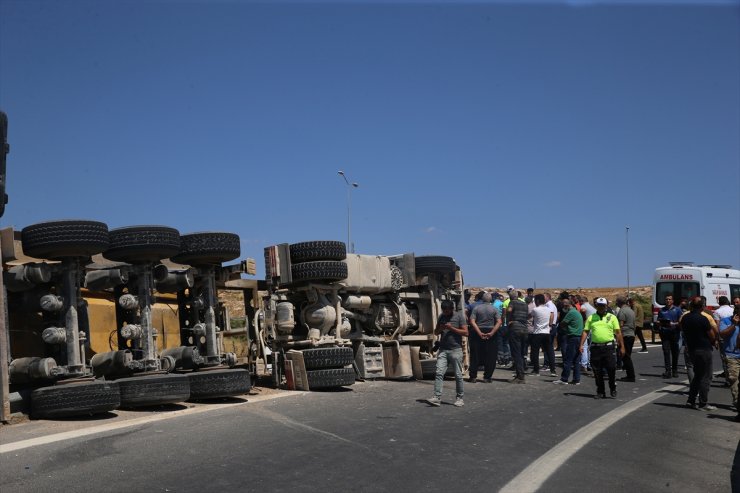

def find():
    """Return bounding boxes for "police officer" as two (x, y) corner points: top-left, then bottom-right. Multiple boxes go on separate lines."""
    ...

(657, 293), (683, 378)
(579, 298), (625, 399)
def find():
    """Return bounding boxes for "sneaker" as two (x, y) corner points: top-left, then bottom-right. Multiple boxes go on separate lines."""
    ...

(661, 372), (671, 379)
(594, 393), (606, 399)
(686, 402), (698, 410)
(672, 371), (679, 378)
(509, 377), (525, 384)
(454, 398), (464, 407)
(426, 396), (441, 407)
(610, 390), (617, 398)
(552, 379), (568, 385)
(698, 404), (717, 411)
(550, 371), (558, 377)
(530, 370), (539, 375)
(483, 378), (492, 383)
(467, 377), (476, 383)
(638, 349), (648, 353)
(734, 414), (740, 422)
(569, 381), (581, 386)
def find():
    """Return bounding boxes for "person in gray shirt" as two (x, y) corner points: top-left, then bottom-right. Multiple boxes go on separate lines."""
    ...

(468, 292), (502, 383)
(617, 297), (637, 382)
(426, 300), (468, 407)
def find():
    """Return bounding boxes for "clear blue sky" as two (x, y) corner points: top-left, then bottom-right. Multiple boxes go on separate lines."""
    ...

(1, 0), (738, 288)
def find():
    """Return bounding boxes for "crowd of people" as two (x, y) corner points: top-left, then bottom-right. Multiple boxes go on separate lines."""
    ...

(426, 287), (740, 423)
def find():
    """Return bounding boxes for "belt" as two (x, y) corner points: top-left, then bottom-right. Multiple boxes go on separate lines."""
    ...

(591, 342), (614, 347)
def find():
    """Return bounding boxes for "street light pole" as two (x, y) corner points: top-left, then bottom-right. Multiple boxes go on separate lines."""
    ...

(626, 226), (630, 297)
(337, 171), (359, 253)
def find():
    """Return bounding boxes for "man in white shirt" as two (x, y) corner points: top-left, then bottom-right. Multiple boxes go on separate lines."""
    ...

(531, 294), (556, 376)
(544, 293), (559, 371)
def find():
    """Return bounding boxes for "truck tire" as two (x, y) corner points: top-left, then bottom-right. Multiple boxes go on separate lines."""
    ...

(414, 255), (456, 275)
(420, 358), (455, 379)
(420, 358), (438, 380)
(30, 381), (120, 419)
(289, 241), (346, 263)
(116, 374), (190, 407)
(306, 368), (356, 389)
(291, 261), (348, 282)
(21, 220), (109, 260)
(171, 232), (241, 265)
(188, 369), (251, 400)
(302, 347), (354, 370)
(104, 226), (181, 263)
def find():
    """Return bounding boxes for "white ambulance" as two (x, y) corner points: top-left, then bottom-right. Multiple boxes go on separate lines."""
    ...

(653, 262), (740, 318)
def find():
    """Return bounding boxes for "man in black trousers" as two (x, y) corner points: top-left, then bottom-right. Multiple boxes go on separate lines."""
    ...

(680, 297), (718, 411)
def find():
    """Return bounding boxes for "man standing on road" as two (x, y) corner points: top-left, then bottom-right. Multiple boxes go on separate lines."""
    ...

(718, 306), (740, 421)
(680, 297), (717, 411)
(578, 296), (595, 374)
(616, 297), (637, 382)
(657, 293), (683, 379)
(714, 296), (734, 385)
(468, 292), (502, 383)
(543, 292), (559, 371)
(427, 300), (468, 407)
(554, 298), (584, 385)
(507, 290), (530, 383)
(629, 297), (649, 353)
(579, 298), (625, 399)
(530, 294), (556, 377)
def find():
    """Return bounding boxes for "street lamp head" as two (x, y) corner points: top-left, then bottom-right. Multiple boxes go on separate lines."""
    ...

(338, 170), (345, 176)
(352, 182), (359, 188)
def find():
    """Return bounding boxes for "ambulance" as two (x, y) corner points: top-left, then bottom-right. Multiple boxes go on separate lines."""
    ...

(653, 262), (740, 318)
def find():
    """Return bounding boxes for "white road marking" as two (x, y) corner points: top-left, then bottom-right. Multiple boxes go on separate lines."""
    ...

(0, 392), (299, 454)
(498, 383), (686, 493)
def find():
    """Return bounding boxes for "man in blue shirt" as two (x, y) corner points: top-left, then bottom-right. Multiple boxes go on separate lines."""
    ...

(657, 293), (683, 379)
(718, 305), (740, 422)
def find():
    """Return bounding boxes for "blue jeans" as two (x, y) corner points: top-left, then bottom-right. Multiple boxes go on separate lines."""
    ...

(434, 348), (464, 399)
(560, 335), (582, 383)
(498, 325), (511, 362)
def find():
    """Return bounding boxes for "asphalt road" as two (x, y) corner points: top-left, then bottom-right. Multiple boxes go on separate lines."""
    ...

(1, 346), (738, 493)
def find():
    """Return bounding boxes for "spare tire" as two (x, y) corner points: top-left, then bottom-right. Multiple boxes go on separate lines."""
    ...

(30, 380), (120, 419)
(104, 226), (181, 263)
(171, 232), (241, 265)
(420, 357), (455, 379)
(306, 367), (356, 389)
(302, 347), (354, 370)
(188, 369), (251, 400)
(291, 261), (348, 283)
(289, 241), (346, 263)
(415, 255), (456, 275)
(21, 220), (109, 260)
(116, 374), (190, 407)
(420, 358), (438, 380)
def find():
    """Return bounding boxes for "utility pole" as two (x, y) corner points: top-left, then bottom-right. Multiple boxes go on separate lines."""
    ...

(337, 170), (359, 253)
(626, 226), (630, 297)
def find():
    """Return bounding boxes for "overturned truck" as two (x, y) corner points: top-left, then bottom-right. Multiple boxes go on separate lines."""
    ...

(261, 241), (463, 389)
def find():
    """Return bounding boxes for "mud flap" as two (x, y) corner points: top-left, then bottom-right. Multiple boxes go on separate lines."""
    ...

(285, 350), (309, 390)
(383, 343), (413, 380)
(410, 346), (423, 380)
